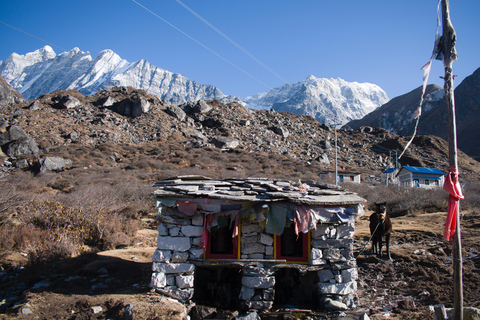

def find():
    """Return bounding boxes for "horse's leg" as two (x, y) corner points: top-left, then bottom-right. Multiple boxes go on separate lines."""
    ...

(371, 237), (377, 255)
(385, 233), (391, 260)
(378, 236), (383, 258)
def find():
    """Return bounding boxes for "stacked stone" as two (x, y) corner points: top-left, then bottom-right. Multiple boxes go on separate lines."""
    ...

(239, 263), (275, 310)
(310, 221), (358, 308)
(150, 212), (205, 300)
(240, 222), (274, 259)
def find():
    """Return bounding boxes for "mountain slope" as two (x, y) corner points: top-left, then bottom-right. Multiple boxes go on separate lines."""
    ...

(244, 75), (389, 125)
(0, 46), (227, 105)
(346, 84), (445, 133)
(346, 67), (480, 160)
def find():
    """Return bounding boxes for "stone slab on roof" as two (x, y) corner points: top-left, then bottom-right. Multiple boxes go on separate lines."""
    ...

(152, 176), (366, 206)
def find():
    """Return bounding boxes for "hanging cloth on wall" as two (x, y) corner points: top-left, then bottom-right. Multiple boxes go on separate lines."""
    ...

(176, 200), (198, 215)
(265, 204), (288, 235)
(294, 206), (312, 236)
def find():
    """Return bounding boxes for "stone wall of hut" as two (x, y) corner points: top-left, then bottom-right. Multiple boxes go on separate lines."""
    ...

(150, 208), (359, 311)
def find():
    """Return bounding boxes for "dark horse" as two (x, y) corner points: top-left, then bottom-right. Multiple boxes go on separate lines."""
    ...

(369, 202), (392, 260)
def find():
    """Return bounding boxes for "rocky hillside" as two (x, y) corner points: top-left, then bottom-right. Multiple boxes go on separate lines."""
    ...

(346, 67), (480, 161)
(0, 75), (23, 107)
(1, 85), (479, 182)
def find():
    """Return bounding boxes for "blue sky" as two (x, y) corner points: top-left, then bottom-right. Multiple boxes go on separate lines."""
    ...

(1, 0), (479, 100)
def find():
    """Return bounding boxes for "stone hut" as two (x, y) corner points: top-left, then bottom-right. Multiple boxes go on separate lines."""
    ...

(150, 176), (366, 311)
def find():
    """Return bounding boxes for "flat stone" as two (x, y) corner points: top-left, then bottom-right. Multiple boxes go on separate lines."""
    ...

(176, 275), (194, 289)
(242, 276), (275, 289)
(171, 251), (189, 263)
(318, 281), (357, 295)
(153, 249), (171, 262)
(311, 248), (323, 260)
(189, 247), (204, 259)
(323, 298), (348, 311)
(150, 272), (167, 288)
(152, 262), (195, 274)
(192, 214), (203, 226)
(259, 234), (273, 246)
(318, 269), (335, 282)
(312, 225), (329, 239)
(157, 236), (191, 252)
(181, 225), (203, 237)
(242, 243), (265, 254)
(239, 286), (255, 300)
(341, 268), (358, 283)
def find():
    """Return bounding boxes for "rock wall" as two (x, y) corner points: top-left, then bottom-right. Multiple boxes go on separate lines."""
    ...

(150, 209), (359, 311)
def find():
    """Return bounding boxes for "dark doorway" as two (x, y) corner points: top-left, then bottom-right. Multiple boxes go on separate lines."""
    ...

(193, 266), (242, 309)
(274, 268), (318, 309)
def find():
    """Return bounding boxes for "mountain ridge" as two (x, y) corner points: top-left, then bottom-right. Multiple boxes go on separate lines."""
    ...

(245, 76), (389, 125)
(346, 67), (480, 161)
(1, 46), (388, 125)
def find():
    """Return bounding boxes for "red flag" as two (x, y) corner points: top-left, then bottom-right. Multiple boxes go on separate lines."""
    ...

(443, 166), (464, 241)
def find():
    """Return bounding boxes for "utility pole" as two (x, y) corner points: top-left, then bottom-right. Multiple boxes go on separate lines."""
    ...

(331, 116), (339, 186)
(441, 0), (463, 319)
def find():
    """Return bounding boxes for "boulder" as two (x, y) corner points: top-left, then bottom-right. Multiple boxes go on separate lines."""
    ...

(0, 125), (28, 145)
(4, 138), (39, 158)
(322, 297), (348, 311)
(212, 136), (239, 149)
(38, 157), (72, 172)
(115, 96), (151, 117)
(193, 100), (211, 113)
(166, 106), (186, 121)
(55, 95), (81, 109)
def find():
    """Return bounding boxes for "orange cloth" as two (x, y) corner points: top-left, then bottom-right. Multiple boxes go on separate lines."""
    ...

(443, 166), (464, 241)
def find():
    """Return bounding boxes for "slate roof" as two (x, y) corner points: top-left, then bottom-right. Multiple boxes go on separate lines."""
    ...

(152, 176), (366, 206)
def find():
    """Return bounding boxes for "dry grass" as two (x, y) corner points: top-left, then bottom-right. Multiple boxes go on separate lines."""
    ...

(2, 140), (479, 269)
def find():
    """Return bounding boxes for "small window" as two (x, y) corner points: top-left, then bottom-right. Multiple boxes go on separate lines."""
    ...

(275, 223), (309, 263)
(205, 216), (238, 259)
(424, 179), (430, 186)
(349, 175), (354, 182)
(413, 179), (420, 187)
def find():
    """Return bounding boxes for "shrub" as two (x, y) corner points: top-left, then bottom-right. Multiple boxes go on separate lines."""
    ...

(344, 183), (448, 216)
(0, 199), (141, 266)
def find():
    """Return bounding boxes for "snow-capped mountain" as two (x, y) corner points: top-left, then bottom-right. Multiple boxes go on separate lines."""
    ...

(245, 75), (389, 125)
(1, 47), (389, 125)
(0, 46), (229, 105)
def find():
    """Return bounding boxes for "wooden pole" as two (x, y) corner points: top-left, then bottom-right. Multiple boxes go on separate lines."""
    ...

(441, 1), (463, 319)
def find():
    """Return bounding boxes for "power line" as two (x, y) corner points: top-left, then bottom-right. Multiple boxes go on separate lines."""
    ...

(131, 0), (272, 91)
(174, 0), (288, 84)
(0, 20), (66, 52)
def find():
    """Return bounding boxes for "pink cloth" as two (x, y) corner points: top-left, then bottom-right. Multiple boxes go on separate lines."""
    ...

(177, 200), (198, 215)
(200, 214), (211, 251)
(443, 166), (464, 241)
(294, 206), (311, 237)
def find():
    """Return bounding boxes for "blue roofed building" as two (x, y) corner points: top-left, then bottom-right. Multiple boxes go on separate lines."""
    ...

(396, 166), (445, 188)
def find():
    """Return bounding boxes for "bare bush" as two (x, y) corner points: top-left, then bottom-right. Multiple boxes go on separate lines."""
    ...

(344, 183), (448, 216)
(0, 199), (140, 265)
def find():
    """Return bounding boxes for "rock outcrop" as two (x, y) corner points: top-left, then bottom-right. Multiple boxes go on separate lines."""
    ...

(0, 75), (24, 106)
